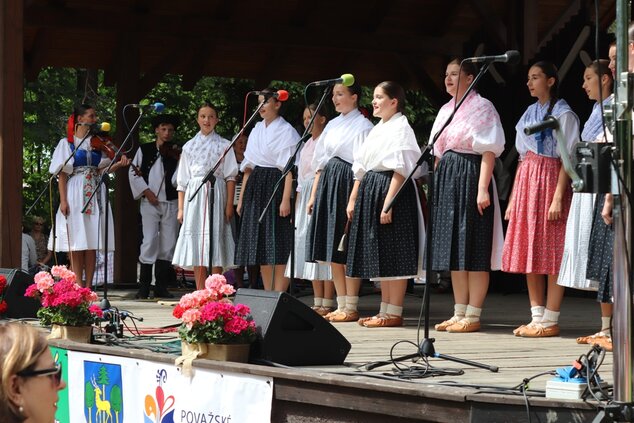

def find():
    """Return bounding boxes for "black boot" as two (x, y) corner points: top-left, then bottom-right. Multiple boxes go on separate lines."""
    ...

(154, 260), (174, 298)
(135, 263), (152, 299)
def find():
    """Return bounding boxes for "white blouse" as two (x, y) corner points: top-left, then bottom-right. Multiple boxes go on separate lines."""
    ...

(352, 113), (421, 180)
(241, 117), (300, 171)
(297, 136), (320, 192)
(129, 144), (177, 201)
(312, 109), (373, 170)
(176, 131), (238, 192)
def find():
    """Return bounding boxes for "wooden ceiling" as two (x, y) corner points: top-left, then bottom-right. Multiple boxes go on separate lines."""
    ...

(24, 0), (616, 100)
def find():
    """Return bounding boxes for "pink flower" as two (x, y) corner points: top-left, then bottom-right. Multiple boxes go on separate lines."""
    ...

(34, 272), (54, 292)
(204, 274), (227, 290)
(88, 304), (104, 318)
(182, 309), (202, 329)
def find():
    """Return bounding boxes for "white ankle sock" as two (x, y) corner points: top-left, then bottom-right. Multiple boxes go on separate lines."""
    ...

(464, 305), (482, 323)
(336, 296), (347, 311)
(386, 304), (403, 317)
(530, 306), (545, 323)
(601, 316), (611, 332)
(346, 296), (359, 312)
(379, 302), (388, 315)
(313, 297), (323, 307)
(541, 309), (560, 328)
(454, 303), (467, 319)
(323, 298), (336, 308)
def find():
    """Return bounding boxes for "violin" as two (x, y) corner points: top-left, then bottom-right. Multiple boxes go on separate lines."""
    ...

(159, 142), (182, 160)
(90, 135), (118, 160)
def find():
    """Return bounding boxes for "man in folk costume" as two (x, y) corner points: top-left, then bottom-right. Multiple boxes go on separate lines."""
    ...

(129, 114), (181, 299)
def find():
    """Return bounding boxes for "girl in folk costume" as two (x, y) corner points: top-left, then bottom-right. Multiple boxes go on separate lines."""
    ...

(48, 104), (130, 287)
(503, 61), (580, 337)
(285, 104), (335, 314)
(235, 88), (300, 292)
(571, 60), (614, 351)
(346, 81), (424, 327)
(431, 60), (505, 333)
(172, 103), (238, 290)
(306, 82), (374, 323)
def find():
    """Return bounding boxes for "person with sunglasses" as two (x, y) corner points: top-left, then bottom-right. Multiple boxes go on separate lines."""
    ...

(0, 322), (66, 422)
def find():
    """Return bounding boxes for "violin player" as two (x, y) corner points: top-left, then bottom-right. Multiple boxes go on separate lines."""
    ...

(48, 104), (131, 288)
(129, 114), (181, 299)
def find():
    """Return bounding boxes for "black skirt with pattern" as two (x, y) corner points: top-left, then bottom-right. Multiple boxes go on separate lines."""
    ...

(346, 170), (420, 279)
(431, 151), (494, 272)
(306, 157), (354, 265)
(587, 194), (614, 303)
(234, 166), (293, 266)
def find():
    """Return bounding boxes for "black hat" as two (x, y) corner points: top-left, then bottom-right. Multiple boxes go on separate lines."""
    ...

(151, 114), (180, 130)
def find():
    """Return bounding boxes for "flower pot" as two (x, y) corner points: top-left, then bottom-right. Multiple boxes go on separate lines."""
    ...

(181, 341), (250, 363)
(48, 324), (92, 343)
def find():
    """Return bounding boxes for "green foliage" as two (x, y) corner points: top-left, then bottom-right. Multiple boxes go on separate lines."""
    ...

(23, 69), (437, 222)
(97, 365), (110, 386)
(110, 385), (122, 412)
(85, 381), (95, 408)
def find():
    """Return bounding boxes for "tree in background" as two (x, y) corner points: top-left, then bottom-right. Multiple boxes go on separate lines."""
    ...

(23, 69), (437, 221)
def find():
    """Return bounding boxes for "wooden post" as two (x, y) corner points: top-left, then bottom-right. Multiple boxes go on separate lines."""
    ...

(112, 33), (140, 284)
(0, 0), (23, 268)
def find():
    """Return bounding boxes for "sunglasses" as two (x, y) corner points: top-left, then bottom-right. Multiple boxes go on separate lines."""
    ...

(17, 362), (63, 386)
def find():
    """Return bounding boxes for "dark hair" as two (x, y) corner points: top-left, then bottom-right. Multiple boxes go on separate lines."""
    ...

(258, 87), (287, 115)
(151, 114), (180, 130)
(73, 103), (94, 120)
(306, 102), (333, 122)
(376, 81), (406, 114)
(340, 82), (362, 106)
(448, 58), (478, 79)
(531, 61), (559, 114)
(198, 101), (219, 118)
(588, 59), (614, 96)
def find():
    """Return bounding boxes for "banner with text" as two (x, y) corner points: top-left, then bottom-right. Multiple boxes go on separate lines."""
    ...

(64, 350), (273, 423)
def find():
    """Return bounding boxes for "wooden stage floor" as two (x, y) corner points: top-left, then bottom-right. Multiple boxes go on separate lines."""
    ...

(83, 283), (615, 422)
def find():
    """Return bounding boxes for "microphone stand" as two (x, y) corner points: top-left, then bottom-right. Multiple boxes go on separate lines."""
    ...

(189, 100), (267, 278)
(25, 130), (95, 264)
(258, 85), (333, 295)
(382, 61), (497, 373)
(82, 106), (143, 309)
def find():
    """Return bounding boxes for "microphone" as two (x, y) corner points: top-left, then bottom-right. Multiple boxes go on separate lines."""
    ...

(128, 102), (165, 112)
(308, 73), (355, 87)
(252, 90), (289, 102)
(524, 116), (558, 135)
(79, 122), (111, 133)
(463, 50), (520, 65)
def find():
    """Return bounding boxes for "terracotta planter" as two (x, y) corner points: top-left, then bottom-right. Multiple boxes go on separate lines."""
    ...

(181, 341), (250, 363)
(49, 324), (92, 343)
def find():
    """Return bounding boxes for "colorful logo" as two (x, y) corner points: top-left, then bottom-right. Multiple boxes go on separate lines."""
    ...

(83, 361), (123, 423)
(144, 369), (175, 423)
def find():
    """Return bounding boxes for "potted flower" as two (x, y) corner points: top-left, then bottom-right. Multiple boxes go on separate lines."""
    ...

(0, 275), (7, 317)
(173, 274), (256, 363)
(24, 265), (103, 342)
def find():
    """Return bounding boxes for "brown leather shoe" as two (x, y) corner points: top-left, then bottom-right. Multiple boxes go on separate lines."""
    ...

(329, 310), (359, 322)
(520, 323), (560, 337)
(435, 316), (462, 332)
(364, 315), (403, 328)
(312, 306), (333, 317)
(513, 323), (533, 336)
(358, 314), (381, 326)
(446, 319), (481, 333)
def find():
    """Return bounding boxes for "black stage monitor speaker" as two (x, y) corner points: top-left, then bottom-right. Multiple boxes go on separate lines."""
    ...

(1, 268), (40, 318)
(234, 288), (351, 366)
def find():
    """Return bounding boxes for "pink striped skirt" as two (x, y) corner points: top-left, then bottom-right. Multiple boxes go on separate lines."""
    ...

(502, 151), (572, 275)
